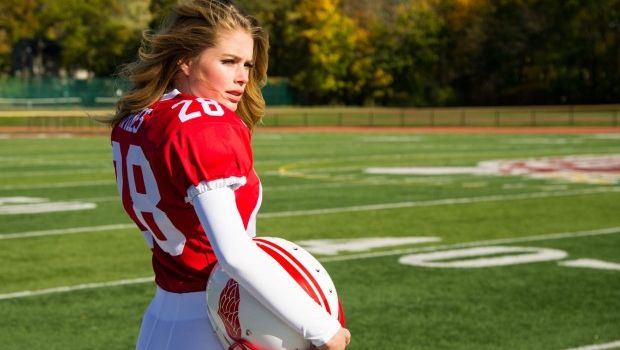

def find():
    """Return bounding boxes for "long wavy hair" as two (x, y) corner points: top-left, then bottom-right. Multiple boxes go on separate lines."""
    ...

(106, 0), (268, 129)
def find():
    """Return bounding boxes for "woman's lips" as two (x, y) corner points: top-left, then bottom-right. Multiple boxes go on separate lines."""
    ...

(226, 90), (243, 103)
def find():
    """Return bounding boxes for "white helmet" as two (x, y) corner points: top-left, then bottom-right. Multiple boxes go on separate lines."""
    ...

(206, 237), (345, 350)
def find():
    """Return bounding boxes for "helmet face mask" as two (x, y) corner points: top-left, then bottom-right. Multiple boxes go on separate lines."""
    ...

(206, 237), (345, 350)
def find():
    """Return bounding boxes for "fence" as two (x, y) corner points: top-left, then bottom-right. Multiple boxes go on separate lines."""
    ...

(0, 105), (618, 134)
(0, 77), (294, 108)
(262, 105), (620, 127)
(1, 78), (618, 128)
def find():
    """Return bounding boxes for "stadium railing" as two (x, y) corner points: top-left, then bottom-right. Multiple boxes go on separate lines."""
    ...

(0, 105), (618, 134)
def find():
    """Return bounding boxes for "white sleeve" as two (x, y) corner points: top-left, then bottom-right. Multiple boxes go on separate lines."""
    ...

(191, 186), (341, 347)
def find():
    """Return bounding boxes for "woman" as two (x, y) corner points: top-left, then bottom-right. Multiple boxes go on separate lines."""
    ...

(106, 0), (350, 349)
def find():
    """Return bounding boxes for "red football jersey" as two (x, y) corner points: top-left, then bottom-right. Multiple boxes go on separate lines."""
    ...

(111, 90), (262, 293)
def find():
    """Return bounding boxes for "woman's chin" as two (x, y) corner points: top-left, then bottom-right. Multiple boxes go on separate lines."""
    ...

(222, 101), (238, 111)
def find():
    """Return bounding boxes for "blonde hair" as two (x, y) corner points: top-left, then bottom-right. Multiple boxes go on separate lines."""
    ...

(107, 0), (268, 129)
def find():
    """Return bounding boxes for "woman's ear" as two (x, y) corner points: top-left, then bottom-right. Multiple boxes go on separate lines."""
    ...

(178, 58), (192, 77)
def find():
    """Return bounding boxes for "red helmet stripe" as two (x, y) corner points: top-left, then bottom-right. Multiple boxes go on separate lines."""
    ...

(254, 242), (322, 307)
(254, 238), (332, 315)
(337, 298), (346, 327)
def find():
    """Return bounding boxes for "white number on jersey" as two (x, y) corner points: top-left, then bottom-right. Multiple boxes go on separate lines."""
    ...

(172, 98), (225, 122)
(112, 141), (186, 256)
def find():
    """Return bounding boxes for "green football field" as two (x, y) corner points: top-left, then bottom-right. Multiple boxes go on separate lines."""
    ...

(0, 129), (619, 350)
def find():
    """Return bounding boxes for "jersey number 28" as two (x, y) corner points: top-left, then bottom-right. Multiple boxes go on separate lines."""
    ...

(112, 142), (186, 256)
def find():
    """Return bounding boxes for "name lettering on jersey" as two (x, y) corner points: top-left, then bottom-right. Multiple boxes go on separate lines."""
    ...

(172, 98), (225, 123)
(119, 108), (151, 133)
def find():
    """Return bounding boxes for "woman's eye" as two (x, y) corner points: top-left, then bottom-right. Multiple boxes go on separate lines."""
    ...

(222, 59), (234, 64)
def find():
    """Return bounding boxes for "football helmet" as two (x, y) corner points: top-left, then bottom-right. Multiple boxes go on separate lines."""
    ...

(206, 237), (345, 350)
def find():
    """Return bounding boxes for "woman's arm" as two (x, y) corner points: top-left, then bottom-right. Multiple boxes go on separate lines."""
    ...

(192, 186), (343, 347)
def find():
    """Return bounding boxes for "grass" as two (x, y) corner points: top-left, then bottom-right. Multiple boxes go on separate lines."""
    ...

(0, 130), (619, 349)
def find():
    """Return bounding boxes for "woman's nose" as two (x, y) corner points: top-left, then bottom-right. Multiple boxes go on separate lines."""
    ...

(235, 66), (249, 86)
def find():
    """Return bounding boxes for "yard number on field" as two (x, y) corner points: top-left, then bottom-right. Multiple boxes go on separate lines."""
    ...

(300, 237), (620, 271)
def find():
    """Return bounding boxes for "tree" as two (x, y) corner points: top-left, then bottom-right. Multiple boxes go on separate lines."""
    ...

(0, 0), (149, 76)
(43, 0), (150, 76)
(280, 0), (387, 104)
(556, 0), (620, 103)
(371, 0), (450, 106)
(0, 0), (44, 75)
(442, 0), (620, 105)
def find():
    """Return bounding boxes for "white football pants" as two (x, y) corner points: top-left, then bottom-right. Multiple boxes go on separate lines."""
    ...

(136, 286), (224, 350)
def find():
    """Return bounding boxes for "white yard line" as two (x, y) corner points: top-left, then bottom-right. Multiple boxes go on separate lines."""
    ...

(564, 340), (620, 350)
(0, 224), (135, 240)
(559, 259), (620, 271)
(0, 277), (154, 301)
(0, 226), (618, 300)
(2, 187), (619, 240)
(0, 168), (111, 178)
(0, 180), (115, 191)
(260, 187), (620, 218)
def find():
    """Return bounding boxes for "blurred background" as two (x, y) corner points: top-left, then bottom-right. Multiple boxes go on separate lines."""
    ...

(0, 0), (618, 109)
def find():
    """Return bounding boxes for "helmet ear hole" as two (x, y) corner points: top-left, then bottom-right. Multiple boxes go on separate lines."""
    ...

(206, 237), (344, 350)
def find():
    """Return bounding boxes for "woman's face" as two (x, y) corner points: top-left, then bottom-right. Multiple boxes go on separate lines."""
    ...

(177, 28), (254, 111)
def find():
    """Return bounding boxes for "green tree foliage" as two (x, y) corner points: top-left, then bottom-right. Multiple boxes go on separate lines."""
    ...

(291, 0), (346, 102)
(553, 0), (620, 103)
(0, 0), (41, 73)
(371, 0), (450, 106)
(442, 0), (620, 105)
(0, 0), (149, 76)
(280, 0), (384, 104)
(236, 0), (299, 80)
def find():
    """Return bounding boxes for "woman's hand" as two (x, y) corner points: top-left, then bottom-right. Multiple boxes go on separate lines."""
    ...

(315, 327), (351, 350)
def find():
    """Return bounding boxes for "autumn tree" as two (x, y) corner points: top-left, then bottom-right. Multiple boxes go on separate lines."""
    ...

(279, 0), (387, 104)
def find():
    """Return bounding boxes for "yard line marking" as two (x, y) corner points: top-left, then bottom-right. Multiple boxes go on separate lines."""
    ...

(0, 224), (135, 240)
(0, 158), (107, 167)
(0, 168), (111, 178)
(1, 226), (618, 300)
(0, 180), (115, 191)
(260, 187), (620, 218)
(85, 196), (120, 202)
(0, 277), (154, 301)
(3, 187), (619, 240)
(320, 226), (620, 262)
(559, 259), (620, 271)
(564, 340), (620, 350)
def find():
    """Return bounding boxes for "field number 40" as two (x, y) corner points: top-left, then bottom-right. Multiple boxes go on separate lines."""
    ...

(398, 245), (620, 271)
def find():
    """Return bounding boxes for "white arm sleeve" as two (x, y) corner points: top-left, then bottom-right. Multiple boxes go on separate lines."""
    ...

(192, 186), (341, 347)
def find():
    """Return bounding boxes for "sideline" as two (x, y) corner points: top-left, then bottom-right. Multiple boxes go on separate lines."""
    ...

(3, 187), (619, 240)
(0, 226), (618, 300)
